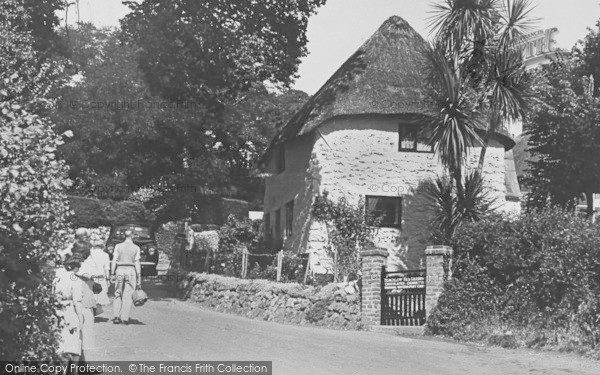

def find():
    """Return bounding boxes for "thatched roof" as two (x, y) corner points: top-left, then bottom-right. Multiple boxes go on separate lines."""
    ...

(265, 16), (515, 159)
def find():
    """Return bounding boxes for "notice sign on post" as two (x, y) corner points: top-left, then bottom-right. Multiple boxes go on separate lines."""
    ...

(384, 270), (425, 293)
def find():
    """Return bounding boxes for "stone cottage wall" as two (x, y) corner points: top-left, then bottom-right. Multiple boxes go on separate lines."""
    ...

(312, 116), (508, 270)
(263, 114), (514, 273)
(180, 273), (361, 329)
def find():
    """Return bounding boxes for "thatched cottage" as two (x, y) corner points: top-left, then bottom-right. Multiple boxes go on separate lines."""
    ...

(262, 16), (521, 273)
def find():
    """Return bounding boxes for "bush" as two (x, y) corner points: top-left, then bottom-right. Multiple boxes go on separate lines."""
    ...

(312, 192), (374, 281)
(0, 65), (70, 360)
(68, 196), (156, 228)
(426, 208), (600, 356)
(208, 215), (307, 283)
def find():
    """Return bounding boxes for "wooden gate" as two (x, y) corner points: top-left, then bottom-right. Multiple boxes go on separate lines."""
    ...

(381, 266), (426, 326)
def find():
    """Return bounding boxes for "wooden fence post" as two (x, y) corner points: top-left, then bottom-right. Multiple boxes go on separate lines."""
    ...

(303, 253), (311, 284)
(241, 248), (248, 278)
(333, 250), (339, 282)
(276, 250), (283, 282)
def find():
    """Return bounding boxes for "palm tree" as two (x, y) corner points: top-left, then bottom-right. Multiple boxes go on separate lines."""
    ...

(427, 0), (535, 177)
(423, 0), (535, 241)
(425, 48), (483, 197)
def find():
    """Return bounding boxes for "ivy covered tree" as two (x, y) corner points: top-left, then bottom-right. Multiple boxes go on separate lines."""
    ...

(0, 0), (72, 360)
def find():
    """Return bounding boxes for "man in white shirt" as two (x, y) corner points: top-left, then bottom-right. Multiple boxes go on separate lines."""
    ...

(111, 229), (141, 325)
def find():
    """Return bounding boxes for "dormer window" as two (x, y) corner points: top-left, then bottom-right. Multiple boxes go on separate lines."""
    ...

(399, 124), (433, 153)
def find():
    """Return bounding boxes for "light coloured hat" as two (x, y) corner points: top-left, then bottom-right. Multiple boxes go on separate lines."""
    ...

(75, 227), (89, 238)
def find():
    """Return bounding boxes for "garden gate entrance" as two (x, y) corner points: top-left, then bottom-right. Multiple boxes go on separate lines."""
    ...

(380, 266), (426, 326)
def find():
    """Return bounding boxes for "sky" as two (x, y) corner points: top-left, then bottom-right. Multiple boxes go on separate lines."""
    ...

(71, 0), (600, 94)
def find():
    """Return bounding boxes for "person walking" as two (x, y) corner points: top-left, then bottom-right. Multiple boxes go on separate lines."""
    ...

(89, 239), (111, 308)
(60, 228), (90, 260)
(111, 229), (141, 325)
(53, 253), (85, 365)
(73, 243), (98, 356)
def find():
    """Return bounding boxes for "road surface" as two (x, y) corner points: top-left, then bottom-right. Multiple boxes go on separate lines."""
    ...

(87, 280), (600, 375)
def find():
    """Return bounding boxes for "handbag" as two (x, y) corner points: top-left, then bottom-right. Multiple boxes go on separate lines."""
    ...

(132, 286), (148, 307)
(92, 282), (103, 294)
(93, 304), (103, 316)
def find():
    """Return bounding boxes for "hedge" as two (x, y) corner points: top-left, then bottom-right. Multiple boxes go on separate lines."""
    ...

(68, 195), (156, 228)
(426, 208), (600, 357)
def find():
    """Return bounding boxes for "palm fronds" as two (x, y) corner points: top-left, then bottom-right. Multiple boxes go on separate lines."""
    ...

(425, 171), (494, 243)
(426, 48), (483, 174)
(428, 0), (499, 57)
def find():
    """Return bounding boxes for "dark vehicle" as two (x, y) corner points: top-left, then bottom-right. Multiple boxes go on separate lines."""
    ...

(106, 223), (159, 276)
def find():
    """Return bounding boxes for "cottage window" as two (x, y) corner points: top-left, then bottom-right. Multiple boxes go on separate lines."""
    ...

(285, 200), (294, 237)
(398, 124), (433, 153)
(275, 209), (282, 239)
(365, 195), (402, 228)
(275, 144), (285, 174)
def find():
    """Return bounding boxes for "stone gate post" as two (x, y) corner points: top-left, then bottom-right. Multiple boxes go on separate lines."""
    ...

(360, 247), (388, 326)
(425, 245), (453, 317)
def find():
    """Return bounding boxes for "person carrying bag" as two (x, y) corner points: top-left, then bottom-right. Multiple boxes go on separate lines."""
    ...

(111, 229), (141, 325)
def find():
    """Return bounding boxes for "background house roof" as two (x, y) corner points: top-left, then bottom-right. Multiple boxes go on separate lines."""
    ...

(265, 16), (515, 160)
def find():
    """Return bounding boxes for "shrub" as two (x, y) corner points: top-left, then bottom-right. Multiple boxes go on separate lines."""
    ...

(208, 215), (263, 277)
(68, 196), (156, 228)
(209, 215), (307, 283)
(312, 192), (375, 281)
(426, 208), (600, 356)
(0, 62), (70, 361)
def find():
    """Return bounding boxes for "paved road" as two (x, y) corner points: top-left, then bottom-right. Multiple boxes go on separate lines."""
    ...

(88, 280), (600, 375)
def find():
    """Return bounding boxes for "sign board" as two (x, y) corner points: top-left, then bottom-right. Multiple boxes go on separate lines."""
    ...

(383, 270), (426, 293)
(515, 28), (559, 61)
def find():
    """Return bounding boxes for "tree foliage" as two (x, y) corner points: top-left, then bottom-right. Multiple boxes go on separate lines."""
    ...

(574, 18), (600, 97)
(120, 0), (326, 102)
(52, 25), (309, 215)
(0, 0), (71, 360)
(525, 59), (600, 214)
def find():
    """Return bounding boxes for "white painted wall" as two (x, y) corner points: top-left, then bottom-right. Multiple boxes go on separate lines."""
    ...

(264, 115), (515, 273)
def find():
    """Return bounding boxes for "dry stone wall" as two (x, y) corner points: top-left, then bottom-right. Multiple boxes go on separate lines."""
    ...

(180, 273), (362, 330)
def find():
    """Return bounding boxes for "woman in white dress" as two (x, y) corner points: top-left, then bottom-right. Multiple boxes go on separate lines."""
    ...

(54, 254), (84, 362)
(89, 239), (110, 307)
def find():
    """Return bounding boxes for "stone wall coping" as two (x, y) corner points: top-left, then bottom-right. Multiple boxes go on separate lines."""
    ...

(361, 248), (389, 258)
(425, 245), (453, 256)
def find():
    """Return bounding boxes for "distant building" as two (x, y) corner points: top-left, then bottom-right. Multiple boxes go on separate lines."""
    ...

(262, 17), (521, 274)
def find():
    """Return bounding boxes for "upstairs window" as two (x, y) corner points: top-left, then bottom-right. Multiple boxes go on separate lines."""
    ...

(399, 124), (433, 153)
(285, 200), (294, 238)
(365, 195), (402, 228)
